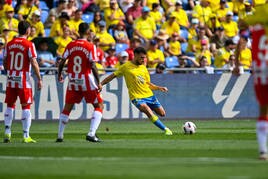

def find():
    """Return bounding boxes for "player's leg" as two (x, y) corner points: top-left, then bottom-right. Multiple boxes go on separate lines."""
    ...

(153, 106), (173, 135)
(18, 88), (36, 143)
(21, 103), (36, 143)
(86, 102), (103, 142)
(3, 88), (17, 143)
(133, 97), (172, 135)
(3, 103), (15, 143)
(255, 85), (268, 160)
(56, 103), (74, 142)
(86, 92), (103, 142)
(256, 105), (268, 160)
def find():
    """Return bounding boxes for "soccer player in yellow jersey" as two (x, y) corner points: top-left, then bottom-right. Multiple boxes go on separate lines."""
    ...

(101, 47), (173, 135)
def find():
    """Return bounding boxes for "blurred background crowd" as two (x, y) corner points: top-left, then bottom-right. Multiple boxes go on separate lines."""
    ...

(0, 0), (266, 74)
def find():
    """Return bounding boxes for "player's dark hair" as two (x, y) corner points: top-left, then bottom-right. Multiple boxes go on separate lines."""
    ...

(134, 47), (146, 55)
(78, 22), (89, 35)
(18, 21), (31, 35)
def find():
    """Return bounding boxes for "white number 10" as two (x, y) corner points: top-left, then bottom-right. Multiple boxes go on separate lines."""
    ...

(10, 51), (24, 70)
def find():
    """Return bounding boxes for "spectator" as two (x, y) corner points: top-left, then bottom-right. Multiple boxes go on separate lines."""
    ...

(186, 25), (209, 55)
(149, 3), (164, 30)
(70, 9), (83, 38)
(167, 32), (181, 56)
(27, 10), (45, 38)
(49, 0), (67, 19)
(155, 29), (169, 55)
(214, 39), (235, 68)
(37, 40), (56, 75)
(125, 0), (142, 38)
(1, 24), (13, 43)
(0, 5), (18, 38)
(153, 62), (166, 74)
(114, 21), (129, 44)
(147, 39), (165, 68)
(115, 50), (129, 68)
(125, 36), (142, 61)
(133, 6), (156, 44)
(188, 18), (199, 40)
(50, 11), (75, 39)
(161, 12), (180, 37)
(206, 13), (221, 37)
(44, 11), (57, 29)
(17, 0), (39, 21)
(195, 39), (212, 66)
(89, 11), (103, 34)
(221, 11), (239, 39)
(27, 26), (37, 41)
(105, 46), (118, 68)
(161, 0), (176, 14)
(0, 0), (11, 18)
(210, 26), (228, 56)
(238, 2), (255, 20)
(104, 0), (125, 32)
(173, 0), (189, 29)
(119, 0), (134, 13)
(96, 20), (116, 51)
(96, 0), (110, 11)
(235, 35), (252, 70)
(93, 35), (106, 69)
(65, 0), (78, 18)
(192, 0), (212, 25)
(54, 26), (73, 56)
(216, 0), (229, 22)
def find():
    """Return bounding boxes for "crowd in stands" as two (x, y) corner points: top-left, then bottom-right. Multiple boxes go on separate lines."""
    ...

(0, 0), (266, 75)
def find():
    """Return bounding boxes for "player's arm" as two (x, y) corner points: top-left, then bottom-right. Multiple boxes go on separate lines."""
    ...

(57, 57), (67, 83)
(30, 58), (42, 90)
(91, 61), (102, 91)
(101, 73), (117, 86)
(147, 82), (168, 92)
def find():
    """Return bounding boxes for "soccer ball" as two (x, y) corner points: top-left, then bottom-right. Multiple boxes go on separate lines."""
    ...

(183, 121), (197, 134)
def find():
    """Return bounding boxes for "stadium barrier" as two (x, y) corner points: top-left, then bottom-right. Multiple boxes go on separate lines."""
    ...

(0, 72), (257, 120)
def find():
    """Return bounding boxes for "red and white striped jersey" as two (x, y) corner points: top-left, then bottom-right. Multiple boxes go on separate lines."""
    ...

(251, 25), (268, 85)
(63, 39), (98, 91)
(4, 37), (37, 89)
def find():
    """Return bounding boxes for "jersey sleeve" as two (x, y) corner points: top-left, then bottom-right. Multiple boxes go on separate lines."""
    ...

(28, 42), (37, 59)
(62, 43), (70, 59)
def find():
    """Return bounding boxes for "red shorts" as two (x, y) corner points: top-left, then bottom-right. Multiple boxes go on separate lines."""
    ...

(254, 84), (268, 106)
(65, 89), (103, 104)
(5, 87), (33, 104)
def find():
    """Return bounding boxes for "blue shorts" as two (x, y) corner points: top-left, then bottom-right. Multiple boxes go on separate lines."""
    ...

(131, 96), (161, 109)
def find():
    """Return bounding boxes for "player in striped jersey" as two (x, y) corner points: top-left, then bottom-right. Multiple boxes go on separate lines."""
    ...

(3, 21), (42, 143)
(56, 22), (103, 143)
(234, 4), (268, 160)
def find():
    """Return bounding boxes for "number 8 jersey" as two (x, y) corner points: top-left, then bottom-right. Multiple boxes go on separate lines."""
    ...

(62, 39), (98, 91)
(4, 37), (37, 89)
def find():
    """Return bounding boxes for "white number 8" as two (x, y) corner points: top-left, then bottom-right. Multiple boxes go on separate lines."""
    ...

(73, 56), (82, 73)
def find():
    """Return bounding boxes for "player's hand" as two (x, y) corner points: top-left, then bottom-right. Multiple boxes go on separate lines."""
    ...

(37, 80), (42, 90)
(232, 66), (240, 76)
(97, 84), (103, 92)
(159, 86), (168, 92)
(58, 74), (64, 83)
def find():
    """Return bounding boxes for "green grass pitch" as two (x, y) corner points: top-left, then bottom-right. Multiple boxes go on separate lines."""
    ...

(0, 119), (267, 179)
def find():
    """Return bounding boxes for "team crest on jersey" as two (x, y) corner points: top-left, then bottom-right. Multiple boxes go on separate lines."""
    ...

(137, 75), (145, 84)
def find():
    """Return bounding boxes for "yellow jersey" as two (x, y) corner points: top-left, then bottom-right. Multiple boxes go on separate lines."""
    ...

(169, 40), (181, 56)
(214, 47), (232, 68)
(134, 17), (156, 39)
(161, 21), (180, 37)
(147, 49), (165, 68)
(104, 8), (124, 28)
(114, 61), (153, 100)
(238, 48), (252, 69)
(54, 36), (73, 56)
(221, 20), (238, 38)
